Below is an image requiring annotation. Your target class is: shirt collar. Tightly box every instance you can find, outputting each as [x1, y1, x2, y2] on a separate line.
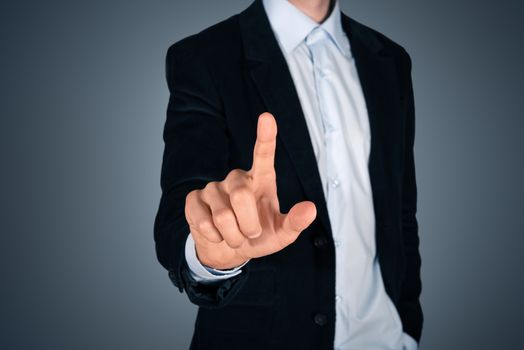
[262, 0, 350, 57]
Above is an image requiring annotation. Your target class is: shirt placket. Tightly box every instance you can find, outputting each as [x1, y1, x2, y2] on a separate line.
[307, 27, 349, 340]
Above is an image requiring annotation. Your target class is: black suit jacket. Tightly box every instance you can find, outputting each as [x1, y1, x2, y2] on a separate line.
[154, 1, 422, 348]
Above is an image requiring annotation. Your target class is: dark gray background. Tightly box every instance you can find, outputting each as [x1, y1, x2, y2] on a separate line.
[1, 0, 523, 349]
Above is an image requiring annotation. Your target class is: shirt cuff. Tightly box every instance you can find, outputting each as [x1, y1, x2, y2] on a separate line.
[184, 233, 249, 283]
[402, 332, 419, 350]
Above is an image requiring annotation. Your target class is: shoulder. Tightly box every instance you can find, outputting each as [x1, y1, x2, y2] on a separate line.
[346, 15, 411, 64]
[345, 16, 414, 97]
[165, 13, 242, 66]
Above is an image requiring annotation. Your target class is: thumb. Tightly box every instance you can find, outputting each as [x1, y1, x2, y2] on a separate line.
[280, 201, 317, 242]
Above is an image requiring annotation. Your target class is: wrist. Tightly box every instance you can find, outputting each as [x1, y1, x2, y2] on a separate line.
[195, 244, 250, 270]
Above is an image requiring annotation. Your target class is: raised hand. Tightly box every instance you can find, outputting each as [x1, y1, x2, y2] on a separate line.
[184, 112, 317, 269]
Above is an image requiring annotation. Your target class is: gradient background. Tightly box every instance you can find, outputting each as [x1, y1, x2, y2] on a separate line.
[1, 0, 523, 349]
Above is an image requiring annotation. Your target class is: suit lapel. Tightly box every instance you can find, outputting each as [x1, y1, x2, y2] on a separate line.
[239, 0, 401, 239]
[239, 0, 333, 237]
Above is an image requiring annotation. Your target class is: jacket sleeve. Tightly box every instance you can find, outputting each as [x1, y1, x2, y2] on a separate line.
[153, 40, 249, 308]
[397, 48, 424, 342]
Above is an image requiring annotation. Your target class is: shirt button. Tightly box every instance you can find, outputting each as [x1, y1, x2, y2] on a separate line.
[316, 68, 327, 78]
[313, 236, 328, 248]
[335, 295, 342, 303]
[334, 240, 341, 247]
[313, 313, 327, 326]
[331, 179, 340, 188]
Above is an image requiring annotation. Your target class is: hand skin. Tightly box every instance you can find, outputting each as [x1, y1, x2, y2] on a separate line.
[184, 112, 317, 270]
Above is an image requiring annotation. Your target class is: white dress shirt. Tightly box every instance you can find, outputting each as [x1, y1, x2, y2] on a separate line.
[184, 1, 418, 349]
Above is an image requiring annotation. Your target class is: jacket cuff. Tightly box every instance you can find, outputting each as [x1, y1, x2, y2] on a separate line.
[167, 235, 251, 308]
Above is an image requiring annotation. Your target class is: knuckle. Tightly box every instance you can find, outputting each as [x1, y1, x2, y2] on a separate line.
[243, 227, 262, 238]
[279, 228, 299, 246]
[226, 236, 245, 249]
[204, 233, 223, 243]
[204, 181, 217, 192]
[276, 235, 292, 249]
[204, 181, 221, 191]
[184, 190, 198, 219]
[213, 208, 235, 226]
[229, 186, 252, 204]
[195, 219, 214, 234]
[225, 169, 240, 182]
[285, 234, 299, 245]
[256, 148, 273, 158]
[185, 189, 198, 204]
[228, 168, 246, 178]
[202, 182, 219, 201]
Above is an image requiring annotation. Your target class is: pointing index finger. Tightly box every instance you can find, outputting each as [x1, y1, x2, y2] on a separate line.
[250, 112, 277, 179]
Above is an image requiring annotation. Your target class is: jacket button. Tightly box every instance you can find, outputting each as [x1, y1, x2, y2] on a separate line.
[313, 313, 327, 326]
[313, 236, 328, 248]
